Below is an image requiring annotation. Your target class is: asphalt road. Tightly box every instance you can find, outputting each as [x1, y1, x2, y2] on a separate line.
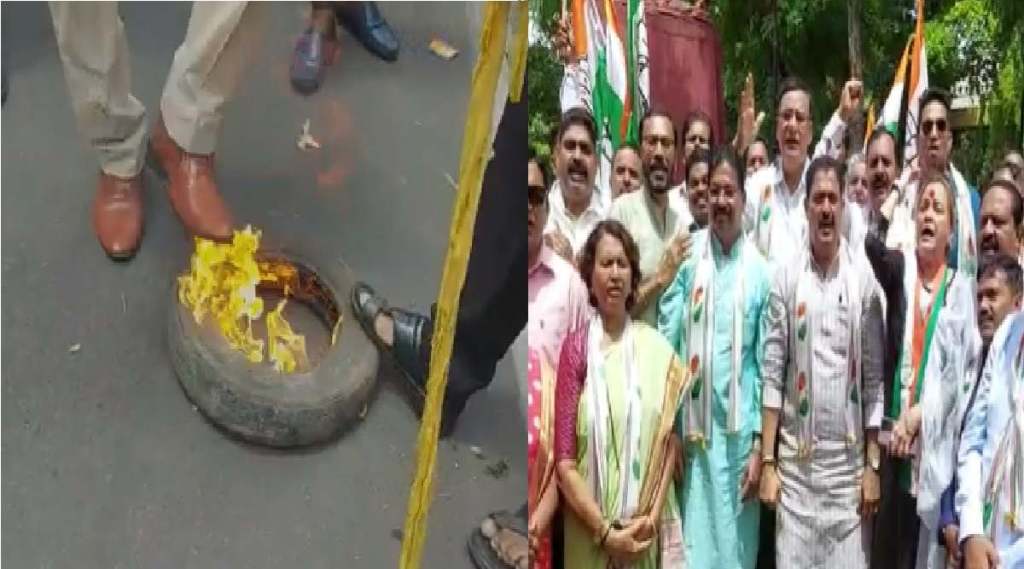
[1, 3, 525, 567]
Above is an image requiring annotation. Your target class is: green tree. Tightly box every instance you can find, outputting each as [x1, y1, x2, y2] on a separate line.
[528, 43, 563, 161]
[527, 0, 1022, 181]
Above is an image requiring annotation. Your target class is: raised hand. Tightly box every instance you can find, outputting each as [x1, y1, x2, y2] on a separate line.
[551, 14, 577, 65]
[839, 79, 864, 124]
[734, 73, 764, 154]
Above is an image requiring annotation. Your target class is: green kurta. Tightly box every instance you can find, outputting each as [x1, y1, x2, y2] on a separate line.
[564, 323, 685, 569]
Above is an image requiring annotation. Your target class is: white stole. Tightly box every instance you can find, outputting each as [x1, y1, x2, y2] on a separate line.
[583, 316, 643, 522]
[949, 166, 978, 278]
[792, 244, 864, 457]
[752, 182, 778, 257]
[984, 331, 1024, 541]
[685, 234, 747, 443]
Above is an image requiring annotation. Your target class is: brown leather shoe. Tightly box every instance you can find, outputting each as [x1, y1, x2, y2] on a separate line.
[149, 118, 234, 241]
[94, 172, 144, 261]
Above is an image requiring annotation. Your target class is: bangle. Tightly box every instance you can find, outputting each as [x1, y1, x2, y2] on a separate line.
[761, 455, 776, 466]
[599, 522, 613, 547]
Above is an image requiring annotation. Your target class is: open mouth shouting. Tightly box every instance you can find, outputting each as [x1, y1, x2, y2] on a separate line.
[567, 161, 589, 186]
[918, 222, 937, 247]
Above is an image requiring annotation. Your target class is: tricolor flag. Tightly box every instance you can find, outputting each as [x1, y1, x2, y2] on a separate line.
[561, 0, 649, 199]
[878, 0, 928, 169]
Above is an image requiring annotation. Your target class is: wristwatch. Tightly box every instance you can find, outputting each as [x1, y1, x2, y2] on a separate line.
[761, 454, 776, 467]
[867, 447, 881, 472]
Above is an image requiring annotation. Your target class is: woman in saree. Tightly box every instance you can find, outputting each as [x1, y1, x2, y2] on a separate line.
[864, 171, 979, 569]
[527, 346, 558, 569]
[555, 219, 691, 568]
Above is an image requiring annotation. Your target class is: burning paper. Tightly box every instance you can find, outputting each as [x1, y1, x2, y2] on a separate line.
[266, 298, 307, 373]
[177, 226, 308, 372]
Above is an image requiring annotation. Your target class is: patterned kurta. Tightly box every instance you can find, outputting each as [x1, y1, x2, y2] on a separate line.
[658, 230, 772, 569]
[761, 242, 885, 569]
[913, 276, 981, 569]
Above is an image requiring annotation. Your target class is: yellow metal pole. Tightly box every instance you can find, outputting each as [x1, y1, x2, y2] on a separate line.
[397, 2, 526, 568]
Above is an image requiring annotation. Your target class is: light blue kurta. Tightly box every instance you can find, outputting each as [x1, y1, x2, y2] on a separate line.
[657, 230, 772, 569]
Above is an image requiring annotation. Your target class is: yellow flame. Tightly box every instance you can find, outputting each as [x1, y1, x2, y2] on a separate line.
[178, 226, 308, 371]
[266, 298, 308, 373]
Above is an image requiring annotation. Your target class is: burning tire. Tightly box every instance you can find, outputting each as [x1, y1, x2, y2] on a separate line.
[168, 249, 379, 448]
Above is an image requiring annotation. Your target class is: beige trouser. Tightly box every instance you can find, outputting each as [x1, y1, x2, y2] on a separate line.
[49, 1, 265, 178]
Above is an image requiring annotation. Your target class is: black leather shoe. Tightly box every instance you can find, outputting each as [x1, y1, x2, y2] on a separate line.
[336, 1, 399, 62]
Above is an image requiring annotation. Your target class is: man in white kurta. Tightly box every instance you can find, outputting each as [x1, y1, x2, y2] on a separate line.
[609, 112, 689, 327]
[759, 157, 885, 569]
[744, 78, 870, 269]
[956, 311, 1024, 569]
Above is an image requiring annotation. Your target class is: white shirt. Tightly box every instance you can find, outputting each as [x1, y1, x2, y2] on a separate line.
[743, 113, 866, 268]
[957, 312, 1024, 566]
[744, 159, 868, 269]
[545, 180, 608, 256]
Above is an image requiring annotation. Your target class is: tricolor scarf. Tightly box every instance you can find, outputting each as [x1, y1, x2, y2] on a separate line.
[584, 316, 643, 523]
[983, 331, 1024, 542]
[792, 244, 864, 458]
[581, 316, 690, 566]
[753, 182, 779, 257]
[890, 252, 951, 492]
[685, 234, 754, 444]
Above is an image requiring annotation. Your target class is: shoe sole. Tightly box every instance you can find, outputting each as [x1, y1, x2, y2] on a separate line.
[106, 249, 138, 262]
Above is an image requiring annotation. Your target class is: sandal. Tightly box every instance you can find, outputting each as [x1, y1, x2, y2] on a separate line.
[351, 282, 430, 401]
[468, 510, 529, 569]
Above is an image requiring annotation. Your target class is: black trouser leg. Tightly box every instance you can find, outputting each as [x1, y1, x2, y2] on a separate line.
[429, 94, 526, 417]
[757, 508, 775, 569]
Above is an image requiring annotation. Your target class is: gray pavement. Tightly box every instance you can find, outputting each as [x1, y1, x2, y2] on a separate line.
[1, 3, 525, 567]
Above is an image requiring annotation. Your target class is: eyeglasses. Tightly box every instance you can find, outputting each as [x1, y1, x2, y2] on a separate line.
[921, 118, 948, 135]
[528, 185, 547, 207]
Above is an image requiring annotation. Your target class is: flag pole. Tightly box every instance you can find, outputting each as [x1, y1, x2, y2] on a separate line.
[895, 32, 913, 167]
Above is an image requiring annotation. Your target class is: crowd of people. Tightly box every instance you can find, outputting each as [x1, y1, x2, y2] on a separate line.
[525, 60, 1024, 569]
